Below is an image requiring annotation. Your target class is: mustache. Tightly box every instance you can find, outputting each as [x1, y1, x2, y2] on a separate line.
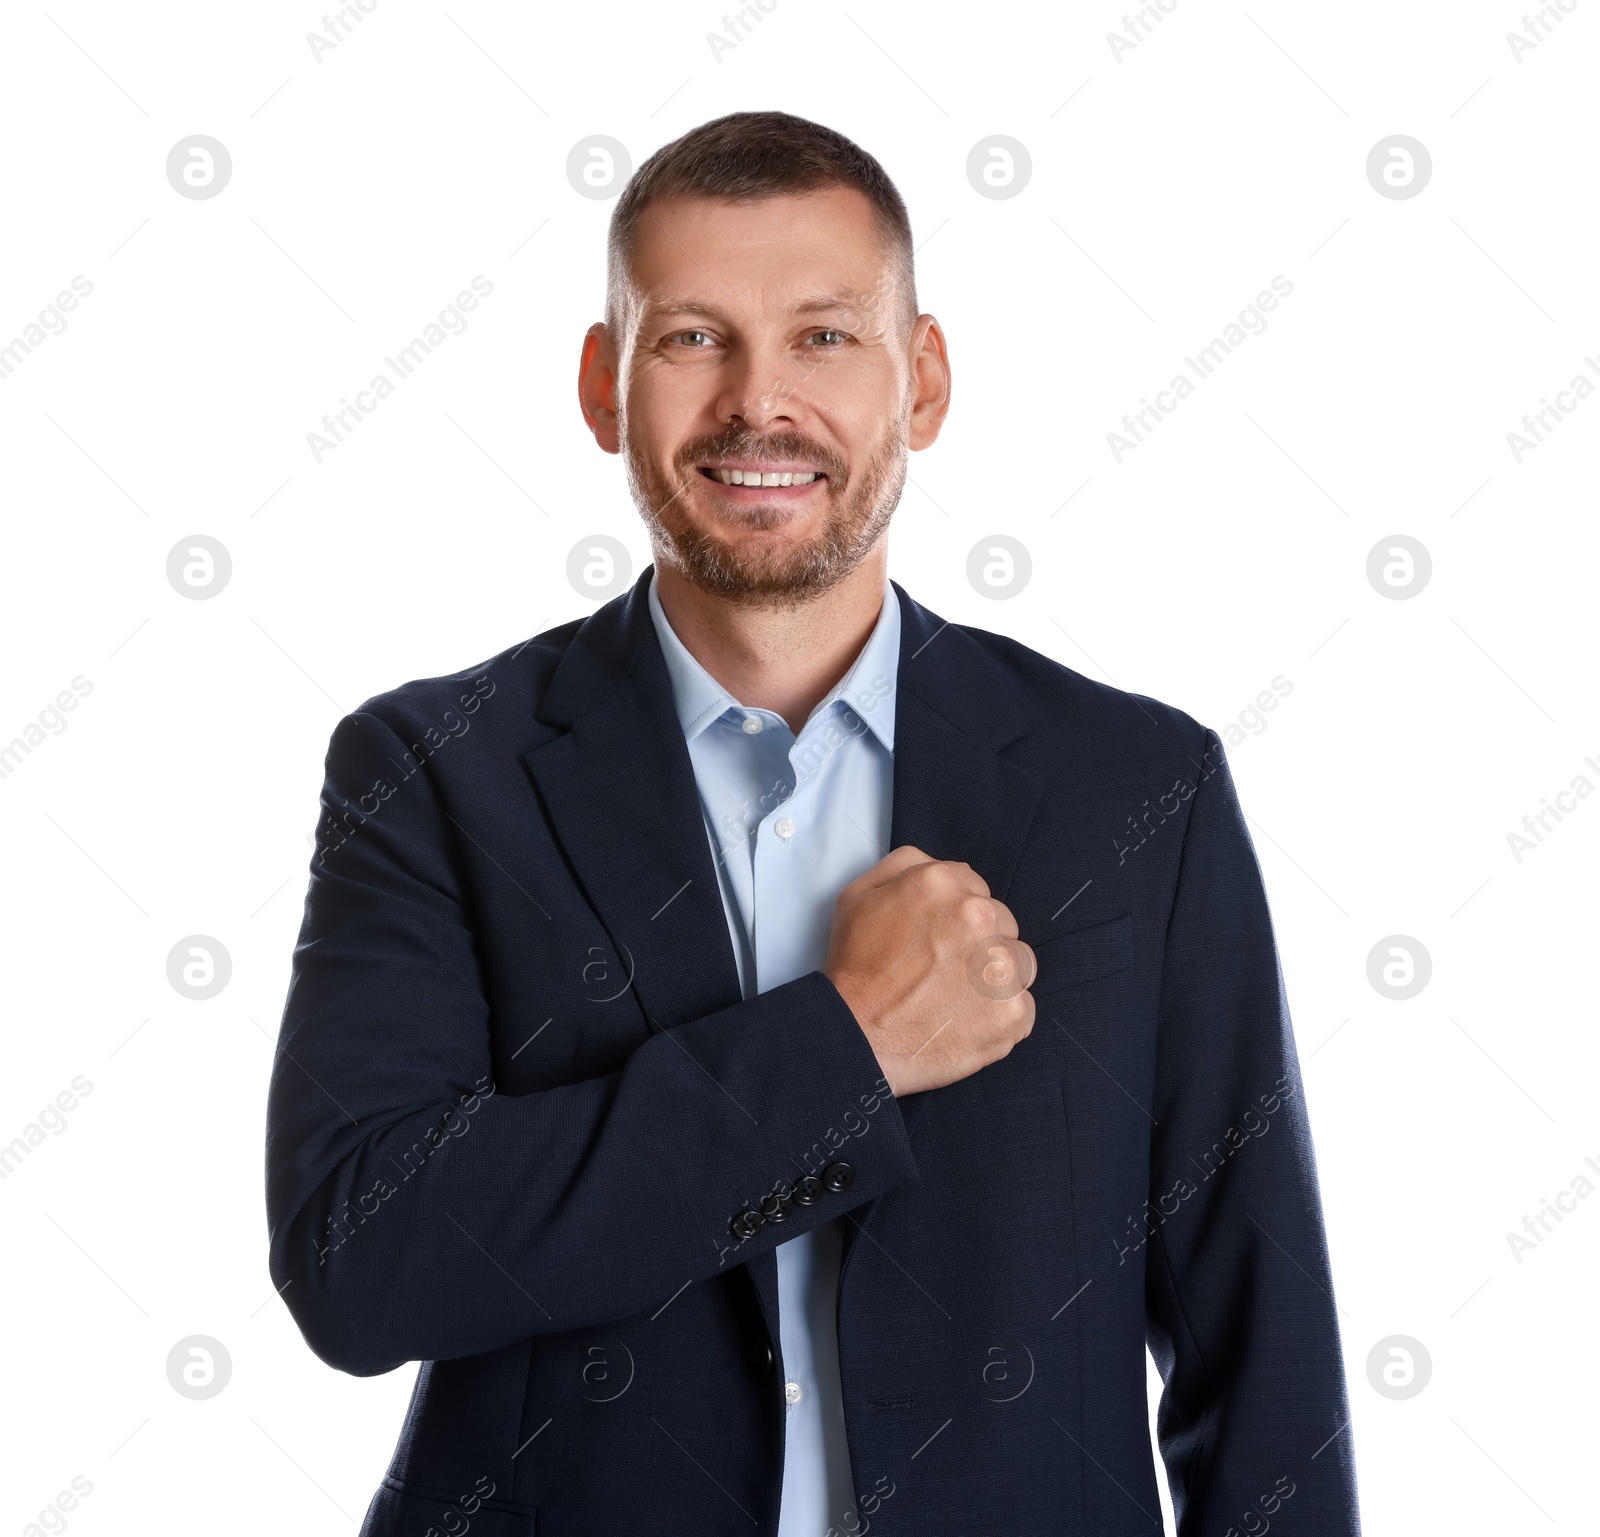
[673, 428, 848, 483]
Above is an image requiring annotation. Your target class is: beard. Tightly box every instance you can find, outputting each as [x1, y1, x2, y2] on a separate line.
[623, 419, 907, 606]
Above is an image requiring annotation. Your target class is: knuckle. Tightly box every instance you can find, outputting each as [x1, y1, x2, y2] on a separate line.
[950, 860, 990, 896]
[1017, 940, 1037, 985]
[991, 993, 1033, 1036]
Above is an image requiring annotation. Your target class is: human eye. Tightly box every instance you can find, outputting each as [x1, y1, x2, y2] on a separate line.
[668, 328, 718, 349]
[803, 328, 849, 348]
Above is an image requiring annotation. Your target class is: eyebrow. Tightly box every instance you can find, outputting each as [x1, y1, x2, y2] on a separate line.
[643, 299, 725, 322]
[788, 292, 872, 314]
[642, 291, 870, 324]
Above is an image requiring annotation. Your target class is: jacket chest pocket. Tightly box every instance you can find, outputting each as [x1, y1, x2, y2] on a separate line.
[1028, 911, 1134, 999]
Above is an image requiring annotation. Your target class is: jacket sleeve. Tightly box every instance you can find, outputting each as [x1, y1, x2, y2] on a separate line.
[1144, 729, 1360, 1534]
[265, 709, 918, 1376]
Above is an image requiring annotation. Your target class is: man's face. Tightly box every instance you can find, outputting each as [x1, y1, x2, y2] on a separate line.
[581, 185, 948, 605]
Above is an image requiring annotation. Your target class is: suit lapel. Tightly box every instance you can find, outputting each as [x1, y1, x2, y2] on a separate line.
[521, 574, 778, 1337]
[888, 583, 1045, 1129]
[889, 626, 1043, 892]
[840, 584, 1046, 1269]
[522, 574, 744, 1034]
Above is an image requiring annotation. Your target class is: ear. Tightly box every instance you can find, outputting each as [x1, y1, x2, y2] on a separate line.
[907, 315, 952, 452]
[578, 322, 621, 454]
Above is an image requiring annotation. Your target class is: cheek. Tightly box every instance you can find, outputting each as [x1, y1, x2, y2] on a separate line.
[626, 363, 712, 440]
[810, 355, 899, 415]
[818, 367, 908, 444]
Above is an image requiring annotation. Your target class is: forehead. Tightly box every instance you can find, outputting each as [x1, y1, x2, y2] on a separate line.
[626, 185, 897, 322]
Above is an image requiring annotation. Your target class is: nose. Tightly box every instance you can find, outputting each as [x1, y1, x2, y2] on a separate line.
[714, 333, 802, 433]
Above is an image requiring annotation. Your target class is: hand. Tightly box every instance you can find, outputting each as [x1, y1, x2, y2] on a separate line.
[823, 846, 1036, 1096]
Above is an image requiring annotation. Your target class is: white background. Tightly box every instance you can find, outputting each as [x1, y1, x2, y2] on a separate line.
[2, 1, 1596, 1531]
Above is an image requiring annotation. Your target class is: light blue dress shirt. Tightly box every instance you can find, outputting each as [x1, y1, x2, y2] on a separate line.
[647, 568, 899, 1537]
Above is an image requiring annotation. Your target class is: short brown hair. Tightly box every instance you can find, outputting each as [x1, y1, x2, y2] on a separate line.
[606, 110, 917, 337]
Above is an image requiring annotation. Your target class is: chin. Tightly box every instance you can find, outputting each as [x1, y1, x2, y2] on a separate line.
[658, 521, 854, 604]
[696, 502, 822, 541]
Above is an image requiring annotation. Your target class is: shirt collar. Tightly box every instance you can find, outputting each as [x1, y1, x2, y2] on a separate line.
[647, 567, 898, 751]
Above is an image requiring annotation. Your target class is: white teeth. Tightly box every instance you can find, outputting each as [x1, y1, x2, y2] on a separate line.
[711, 468, 820, 486]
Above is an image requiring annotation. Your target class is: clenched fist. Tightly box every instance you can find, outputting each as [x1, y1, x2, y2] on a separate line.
[823, 846, 1036, 1097]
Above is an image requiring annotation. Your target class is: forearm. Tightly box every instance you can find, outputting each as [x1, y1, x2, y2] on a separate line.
[267, 970, 917, 1375]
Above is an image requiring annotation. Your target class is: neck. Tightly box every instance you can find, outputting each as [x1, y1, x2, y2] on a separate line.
[653, 544, 889, 735]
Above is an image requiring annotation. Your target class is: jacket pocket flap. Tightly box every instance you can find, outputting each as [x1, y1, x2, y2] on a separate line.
[1029, 911, 1134, 996]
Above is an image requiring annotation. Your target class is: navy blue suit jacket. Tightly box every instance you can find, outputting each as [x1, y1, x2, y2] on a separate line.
[266, 571, 1359, 1536]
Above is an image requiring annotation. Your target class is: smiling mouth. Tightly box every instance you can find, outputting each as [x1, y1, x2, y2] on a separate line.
[697, 466, 825, 489]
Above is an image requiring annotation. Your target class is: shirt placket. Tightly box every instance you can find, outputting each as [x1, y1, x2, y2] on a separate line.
[748, 716, 804, 993]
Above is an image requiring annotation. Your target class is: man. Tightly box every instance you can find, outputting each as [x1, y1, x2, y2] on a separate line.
[266, 112, 1359, 1536]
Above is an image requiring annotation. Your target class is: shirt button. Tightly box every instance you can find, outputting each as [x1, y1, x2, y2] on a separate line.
[774, 816, 796, 840]
[741, 715, 763, 734]
[784, 1380, 803, 1407]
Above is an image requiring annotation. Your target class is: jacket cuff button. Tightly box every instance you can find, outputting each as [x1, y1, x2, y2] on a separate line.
[730, 1209, 765, 1240]
[821, 1161, 855, 1194]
